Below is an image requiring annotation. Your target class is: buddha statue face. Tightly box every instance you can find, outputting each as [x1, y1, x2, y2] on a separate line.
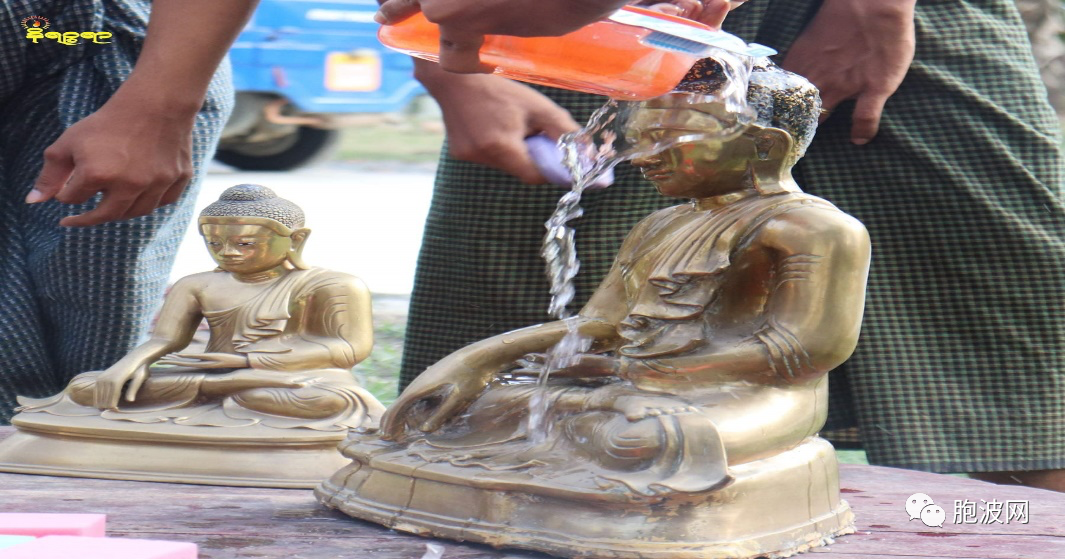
[629, 120, 759, 199]
[197, 184, 312, 273]
[201, 223, 296, 275]
[629, 61, 821, 200]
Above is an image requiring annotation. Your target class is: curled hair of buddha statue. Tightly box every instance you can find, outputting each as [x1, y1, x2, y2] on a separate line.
[676, 58, 822, 164]
[198, 184, 311, 269]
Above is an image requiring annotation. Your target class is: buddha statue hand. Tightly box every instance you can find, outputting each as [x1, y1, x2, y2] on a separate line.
[93, 362, 151, 410]
[156, 352, 251, 369]
[381, 368, 492, 441]
[505, 352, 619, 381]
[384, 318, 622, 440]
[195, 369, 312, 395]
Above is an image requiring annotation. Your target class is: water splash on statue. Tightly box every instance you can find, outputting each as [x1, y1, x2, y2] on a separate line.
[528, 50, 763, 442]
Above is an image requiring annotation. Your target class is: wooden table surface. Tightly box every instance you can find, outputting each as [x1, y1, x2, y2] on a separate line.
[1, 427, 1062, 559]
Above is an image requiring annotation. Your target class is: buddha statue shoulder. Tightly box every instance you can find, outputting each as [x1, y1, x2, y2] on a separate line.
[18, 184, 385, 432]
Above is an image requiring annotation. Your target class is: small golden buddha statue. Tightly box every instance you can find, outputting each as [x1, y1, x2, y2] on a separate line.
[0, 185, 385, 487]
[318, 62, 868, 557]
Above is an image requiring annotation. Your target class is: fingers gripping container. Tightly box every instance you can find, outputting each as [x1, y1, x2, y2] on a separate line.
[377, 6, 775, 100]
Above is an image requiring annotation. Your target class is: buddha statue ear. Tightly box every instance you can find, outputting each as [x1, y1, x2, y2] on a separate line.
[288, 228, 312, 270]
[749, 127, 799, 195]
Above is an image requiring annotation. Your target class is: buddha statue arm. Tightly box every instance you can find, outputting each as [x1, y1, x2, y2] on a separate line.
[243, 273, 374, 372]
[624, 207, 871, 386]
[380, 316, 620, 440]
[93, 277, 205, 409]
[581, 256, 635, 324]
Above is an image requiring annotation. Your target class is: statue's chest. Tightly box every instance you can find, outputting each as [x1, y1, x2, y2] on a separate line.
[201, 285, 265, 312]
[199, 280, 309, 333]
[619, 212, 731, 302]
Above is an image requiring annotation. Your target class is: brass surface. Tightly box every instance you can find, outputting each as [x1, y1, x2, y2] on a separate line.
[318, 438, 854, 558]
[319, 67, 869, 557]
[0, 185, 384, 487]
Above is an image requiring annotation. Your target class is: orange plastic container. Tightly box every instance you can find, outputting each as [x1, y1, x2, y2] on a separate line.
[378, 7, 713, 100]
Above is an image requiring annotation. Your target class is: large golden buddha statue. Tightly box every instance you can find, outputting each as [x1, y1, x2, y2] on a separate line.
[0, 185, 385, 487]
[318, 62, 869, 558]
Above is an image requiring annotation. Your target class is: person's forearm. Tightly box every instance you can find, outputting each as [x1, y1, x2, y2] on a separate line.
[412, 57, 473, 96]
[116, 0, 260, 116]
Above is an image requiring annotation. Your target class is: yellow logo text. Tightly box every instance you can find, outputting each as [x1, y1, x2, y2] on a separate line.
[21, 15, 111, 46]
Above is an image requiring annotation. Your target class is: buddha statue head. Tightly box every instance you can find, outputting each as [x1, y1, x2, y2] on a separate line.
[198, 184, 312, 274]
[629, 60, 821, 198]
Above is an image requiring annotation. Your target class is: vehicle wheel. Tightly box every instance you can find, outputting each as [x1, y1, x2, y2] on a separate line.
[215, 126, 339, 171]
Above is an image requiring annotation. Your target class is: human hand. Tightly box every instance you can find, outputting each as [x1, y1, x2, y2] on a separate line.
[94, 363, 150, 409]
[27, 88, 197, 227]
[632, 0, 734, 28]
[781, 0, 915, 145]
[376, 0, 629, 72]
[417, 61, 579, 183]
[156, 352, 250, 369]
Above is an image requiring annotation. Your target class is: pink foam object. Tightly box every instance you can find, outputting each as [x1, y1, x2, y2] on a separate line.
[0, 537, 33, 550]
[0, 536, 197, 559]
[525, 134, 614, 189]
[0, 513, 106, 537]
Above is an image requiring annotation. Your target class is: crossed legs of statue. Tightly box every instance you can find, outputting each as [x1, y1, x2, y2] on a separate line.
[446, 381, 731, 494]
[63, 368, 355, 421]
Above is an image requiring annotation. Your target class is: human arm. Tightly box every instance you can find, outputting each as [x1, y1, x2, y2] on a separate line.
[377, 0, 734, 72]
[380, 317, 619, 440]
[414, 59, 579, 184]
[94, 277, 204, 409]
[622, 207, 871, 386]
[29, 0, 260, 227]
[780, 0, 916, 145]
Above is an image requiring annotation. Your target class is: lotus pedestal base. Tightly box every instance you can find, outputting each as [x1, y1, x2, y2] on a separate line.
[316, 435, 855, 559]
[0, 412, 348, 488]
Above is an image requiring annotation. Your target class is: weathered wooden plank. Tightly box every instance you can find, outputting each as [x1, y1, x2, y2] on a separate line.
[810, 531, 1064, 559]
[0, 465, 517, 559]
[837, 464, 1065, 540]
[810, 554, 1042, 559]
[3, 429, 1065, 558]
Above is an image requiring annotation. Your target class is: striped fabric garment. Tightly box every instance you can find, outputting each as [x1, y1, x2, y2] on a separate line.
[0, 0, 232, 423]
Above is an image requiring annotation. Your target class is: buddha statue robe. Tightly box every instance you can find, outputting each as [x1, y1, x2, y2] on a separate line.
[394, 191, 864, 498]
[18, 267, 384, 431]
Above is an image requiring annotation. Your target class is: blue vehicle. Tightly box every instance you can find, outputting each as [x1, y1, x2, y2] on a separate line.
[216, 0, 426, 170]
